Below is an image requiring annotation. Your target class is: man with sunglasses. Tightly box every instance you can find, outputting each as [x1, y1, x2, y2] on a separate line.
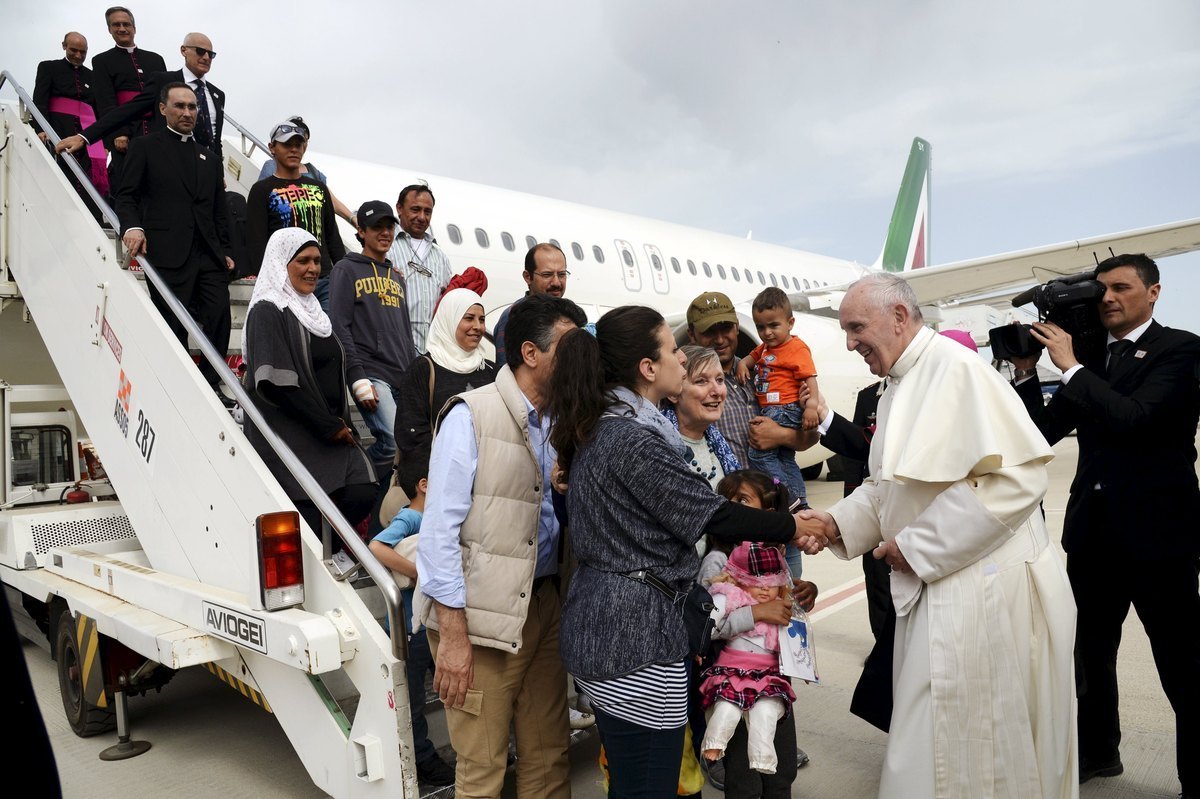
[245, 119, 346, 294]
[57, 32, 227, 160]
[386, 185, 452, 353]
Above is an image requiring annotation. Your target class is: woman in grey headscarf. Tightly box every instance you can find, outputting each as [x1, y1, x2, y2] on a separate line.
[242, 227, 376, 542]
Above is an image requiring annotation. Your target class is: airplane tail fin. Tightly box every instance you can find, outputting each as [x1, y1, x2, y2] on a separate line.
[874, 137, 931, 272]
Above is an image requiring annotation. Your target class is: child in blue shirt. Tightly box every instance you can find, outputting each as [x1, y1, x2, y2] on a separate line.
[368, 464, 456, 786]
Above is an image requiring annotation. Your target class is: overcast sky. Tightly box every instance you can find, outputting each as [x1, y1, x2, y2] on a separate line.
[4, 0, 1198, 328]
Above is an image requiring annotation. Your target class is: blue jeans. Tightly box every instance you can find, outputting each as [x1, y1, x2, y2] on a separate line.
[749, 403, 807, 579]
[405, 629, 437, 763]
[594, 706, 687, 798]
[315, 275, 331, 312]
[357, 378, 399, 465]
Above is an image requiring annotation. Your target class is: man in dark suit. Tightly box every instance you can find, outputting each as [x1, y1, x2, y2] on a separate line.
[32, 32, 109, 199]
[116, 82, 235, 403]
[89, 7, 166, 194]
[57, 32, 226, 161]
[1010, 254, 1200, 796]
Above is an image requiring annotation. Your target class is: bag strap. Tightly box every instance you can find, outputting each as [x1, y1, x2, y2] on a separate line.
[427, 355, 436, 426]
[623, 569, 686, 603]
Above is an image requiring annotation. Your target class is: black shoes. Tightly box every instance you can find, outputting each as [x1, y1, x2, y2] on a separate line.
[213, 384, 238, 409]
[796, 746, 810, 768]
[416, 752, 456, 786]
[1079, 756, 1123, 784]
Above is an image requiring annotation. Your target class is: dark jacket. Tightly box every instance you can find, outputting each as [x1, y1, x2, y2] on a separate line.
[115, 129, 231, 271]
[328, 253, 416, 388]
[245, 175, 346, 277]
[88, 46, 166, 147]
[81, 69, 226, 157]
[1018, 320, 1200, 557]
[32, 58, 94, 139]
[394, 354, 497, 472]
[243, 303, 374, 498]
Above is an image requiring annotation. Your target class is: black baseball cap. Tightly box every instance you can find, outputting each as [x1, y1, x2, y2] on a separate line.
[356, 200, 398, 229]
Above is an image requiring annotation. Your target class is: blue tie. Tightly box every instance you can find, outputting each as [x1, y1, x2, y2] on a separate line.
[192, 80, 213, 149]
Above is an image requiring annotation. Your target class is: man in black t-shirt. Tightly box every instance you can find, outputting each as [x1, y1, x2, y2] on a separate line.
[245, 120, 346, 302]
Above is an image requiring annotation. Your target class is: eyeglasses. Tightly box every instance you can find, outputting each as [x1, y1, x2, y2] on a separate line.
[532, 271, 570, 281]
[189, 46, 217, 59]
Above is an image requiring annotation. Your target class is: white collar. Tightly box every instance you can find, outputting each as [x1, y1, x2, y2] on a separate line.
[1107, 317, 1153, 347]
[181, 65, 204, 85]
[121, 46, 136, 53]
[888, 325, 935, 381]
[166, 126, 193, 142]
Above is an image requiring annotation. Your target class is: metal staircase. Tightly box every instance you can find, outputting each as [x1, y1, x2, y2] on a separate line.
[0, 71, 420, 798]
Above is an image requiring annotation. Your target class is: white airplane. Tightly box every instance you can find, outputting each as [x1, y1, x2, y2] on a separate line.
[221, 129, 1200, 470]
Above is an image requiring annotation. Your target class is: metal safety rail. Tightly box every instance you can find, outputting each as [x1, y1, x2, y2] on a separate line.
[1, 71, 418, 797]
[0, 69, 407, 656]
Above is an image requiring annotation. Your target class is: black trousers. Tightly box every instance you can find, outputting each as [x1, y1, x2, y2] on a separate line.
[1068, 550, 1200, 794]
[146, 236, 230, 388]
[722, 710, 798, 799]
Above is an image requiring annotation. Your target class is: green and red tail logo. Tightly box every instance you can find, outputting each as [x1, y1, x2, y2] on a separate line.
[877, 137, 931, 272]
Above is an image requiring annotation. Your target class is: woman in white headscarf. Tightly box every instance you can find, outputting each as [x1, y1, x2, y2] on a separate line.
[242, 227, 376, 542]
[394, 288, 497, 473]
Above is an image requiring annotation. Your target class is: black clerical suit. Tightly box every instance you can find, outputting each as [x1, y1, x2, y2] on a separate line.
[89, 45, 166, 192]
[32, 57, 101, 200]
[115, 128, 232, 387]
[820, 382, 895, 732]
[1016, 321, 1200, 794]
[81, 69, 226, 158]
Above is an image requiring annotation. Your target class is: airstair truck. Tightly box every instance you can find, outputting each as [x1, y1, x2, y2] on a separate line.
[0, 71, 423, 798]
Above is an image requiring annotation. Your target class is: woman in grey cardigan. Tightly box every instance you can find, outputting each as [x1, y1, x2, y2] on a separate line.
[548, 305, 811, 799]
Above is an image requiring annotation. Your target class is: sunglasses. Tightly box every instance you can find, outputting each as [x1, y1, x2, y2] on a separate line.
[189, 46, 217, 59]
[271, 124, 307, 140]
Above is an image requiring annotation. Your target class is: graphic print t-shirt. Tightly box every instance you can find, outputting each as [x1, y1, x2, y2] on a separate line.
[246, 174, 346, 277]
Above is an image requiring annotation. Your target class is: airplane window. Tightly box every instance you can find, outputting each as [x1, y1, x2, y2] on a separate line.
[781, 275, 790, 289]
[770, 273, 777, 287]
[702, 262, 712, 278]
[447, 224, 463, 245]
[592, 245, 606, 263]
[501, 232, 515, 251]
[571, 242, 584, 261]
[670, 257, 681, 274]
[803, 279, 811, 289]
[651, 253, 663, 271]
[687, 260, 697, 276]
[549, 238, 561, 249]
[525, 235, 537, 249]
[716, 264, 726, 280]
[622, 250, 634, 267]
[475, 228, 490, 248]
[730, 265, 740, 282]
[756, 270, 765, 284]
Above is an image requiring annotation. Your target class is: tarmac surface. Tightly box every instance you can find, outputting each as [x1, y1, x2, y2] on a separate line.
[23, 436, 1184, 798]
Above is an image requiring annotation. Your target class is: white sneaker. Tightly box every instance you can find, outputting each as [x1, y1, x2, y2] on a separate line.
[569, 707, 595, 729]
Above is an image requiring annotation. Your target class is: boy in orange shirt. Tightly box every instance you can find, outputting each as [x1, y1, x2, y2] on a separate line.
[738, 287, 819, 509]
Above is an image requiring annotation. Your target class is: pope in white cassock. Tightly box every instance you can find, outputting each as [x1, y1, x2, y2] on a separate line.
[799, 273, 1078, 798]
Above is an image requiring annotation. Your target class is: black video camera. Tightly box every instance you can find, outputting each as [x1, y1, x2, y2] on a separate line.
[989, 272, 1106, 366]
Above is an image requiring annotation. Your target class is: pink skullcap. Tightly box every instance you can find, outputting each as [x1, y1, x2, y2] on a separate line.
[723, 542, 792, 588]
[939, 328, 978, 352]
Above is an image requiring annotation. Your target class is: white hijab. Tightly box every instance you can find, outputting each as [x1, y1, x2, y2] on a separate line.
[243, 228, 332, 352]
[425, 288, 487, 373]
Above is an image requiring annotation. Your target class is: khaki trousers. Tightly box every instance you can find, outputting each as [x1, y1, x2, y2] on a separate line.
[428, 579, 570, 799]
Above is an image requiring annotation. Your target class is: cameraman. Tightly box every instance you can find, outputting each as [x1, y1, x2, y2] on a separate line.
[1005, 253, 1200, 795]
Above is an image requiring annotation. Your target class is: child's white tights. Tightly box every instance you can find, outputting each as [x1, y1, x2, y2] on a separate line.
[701, 697, 786, 774]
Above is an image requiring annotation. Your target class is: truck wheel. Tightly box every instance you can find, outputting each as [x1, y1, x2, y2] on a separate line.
[55, 610, 116, 737]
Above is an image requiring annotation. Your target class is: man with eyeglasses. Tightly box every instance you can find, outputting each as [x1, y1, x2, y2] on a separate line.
[386, 185, 452, 353]
[89, 7, 166, 194]
[57, 32, 227, 160]
[245, 119, 346, 297]
[492, 243, 572, 365]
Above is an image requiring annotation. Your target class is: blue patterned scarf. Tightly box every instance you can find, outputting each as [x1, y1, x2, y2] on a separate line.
[660, 406, 741, 475]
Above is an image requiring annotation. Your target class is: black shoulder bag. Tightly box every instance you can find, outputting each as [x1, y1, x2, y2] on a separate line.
[623, 569, 715, 658]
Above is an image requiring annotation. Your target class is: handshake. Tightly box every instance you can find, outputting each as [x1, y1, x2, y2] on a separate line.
[790, 508, 837, 555]
[789, 508, 912, 572]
